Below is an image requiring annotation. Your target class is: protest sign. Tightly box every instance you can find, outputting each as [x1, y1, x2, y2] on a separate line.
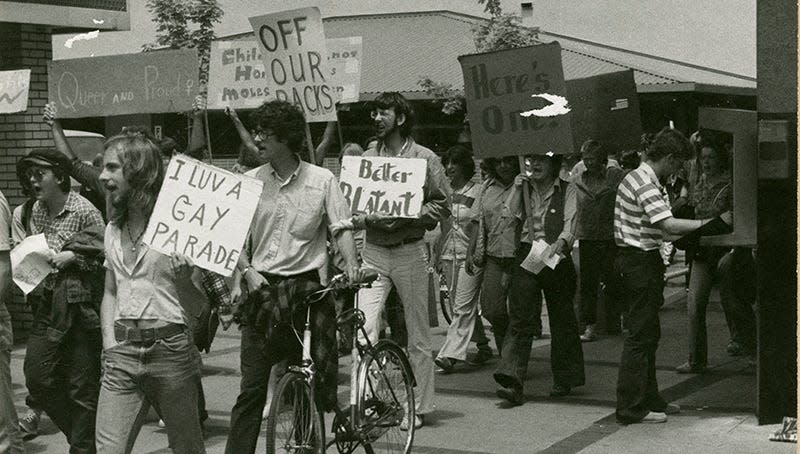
[339, 156, 427, 218]
[566, 69, 642, 154]
[11, 234, 54, 295]
[248, 7, 337, 122]
[143, 156, 264, 276]
[48, 49, 199, 118]
[0, 69, 31, 114]
[326, 36, 362, 103]
[459, 43, 574, 158]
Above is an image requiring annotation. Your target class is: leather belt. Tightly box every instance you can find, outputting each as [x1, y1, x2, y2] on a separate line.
[382, 237, 423, 249]
[114, 322, 184, 343]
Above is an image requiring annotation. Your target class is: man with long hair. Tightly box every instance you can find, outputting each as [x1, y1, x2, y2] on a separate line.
[95, 135, 208, 453]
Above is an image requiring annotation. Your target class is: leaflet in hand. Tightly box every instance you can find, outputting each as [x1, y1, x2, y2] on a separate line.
[11, 234, 54, 295]
[519, 240, 562, 274]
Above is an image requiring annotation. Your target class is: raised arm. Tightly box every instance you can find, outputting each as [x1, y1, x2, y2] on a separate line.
[43, 103, 78, 161]
[313, 121, 337, 166]
[186, 95, 208, 159]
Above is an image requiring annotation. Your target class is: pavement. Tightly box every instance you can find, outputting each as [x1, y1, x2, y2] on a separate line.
[9, 265, 795, 453]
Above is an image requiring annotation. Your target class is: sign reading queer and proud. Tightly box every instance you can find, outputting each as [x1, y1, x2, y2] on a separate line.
[339, 156, 427, 218]
[0, 70, 31, 114]
[459, 43, 574, 158]
[143, 156, 264, 276]
[248, 7, 336, 122]
[48, 49, 199, 118]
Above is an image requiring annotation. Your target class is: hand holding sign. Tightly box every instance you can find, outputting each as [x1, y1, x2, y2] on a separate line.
[11, 234, 54, 295]
[338, 156, 427, 218]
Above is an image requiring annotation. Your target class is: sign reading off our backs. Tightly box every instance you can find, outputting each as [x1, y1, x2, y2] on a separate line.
[339, 156, 427, 218]
[143, 156, 264, 276]
[48, 49, 199, 118]
[0, 70, 31, 114]
[459, 43, 574, 158]
[248, 7, 336, 122]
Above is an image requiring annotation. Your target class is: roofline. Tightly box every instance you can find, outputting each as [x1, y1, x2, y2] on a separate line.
[0, 1, 131, 31]
[636, 82, 756, 96]
[540, 30, 756, 83]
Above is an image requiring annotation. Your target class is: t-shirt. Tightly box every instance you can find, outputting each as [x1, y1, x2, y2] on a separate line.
[614, 162, 672, 251]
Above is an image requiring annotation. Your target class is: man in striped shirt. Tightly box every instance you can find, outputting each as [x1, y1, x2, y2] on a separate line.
[614, 128, 731, 424]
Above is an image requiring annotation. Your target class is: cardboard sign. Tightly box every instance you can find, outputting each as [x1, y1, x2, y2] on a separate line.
[459, 43, 574, 158]
[338, 156, 427, 218]
[143, 156, 264, 276]
[11, 234, 54, 295]
[48, 49, 199, 118]
[0, 69, 31, 114]
[565, 70, 642, 154]
[248, 7, 336, 122]
[327, 36, 362, 103]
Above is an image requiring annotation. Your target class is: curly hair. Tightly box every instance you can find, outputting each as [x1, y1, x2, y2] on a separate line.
[370, 92, 415, 138]
[249, 100, 306, 154]
[644, 127, 692, 162]
[103, 134, 165, 226]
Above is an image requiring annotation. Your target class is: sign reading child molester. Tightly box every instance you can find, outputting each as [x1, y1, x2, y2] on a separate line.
[339, 156, 427, 218]
[459, 43, 574, 158]
[249, 7, 337, 122]
[143, 156, 264, 276]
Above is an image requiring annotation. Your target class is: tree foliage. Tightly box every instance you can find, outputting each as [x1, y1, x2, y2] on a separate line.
[143, 0, 224, 89]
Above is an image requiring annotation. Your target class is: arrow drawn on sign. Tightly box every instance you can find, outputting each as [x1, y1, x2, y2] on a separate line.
[519, 93, 571, 118]
[0, 89, 25, 104]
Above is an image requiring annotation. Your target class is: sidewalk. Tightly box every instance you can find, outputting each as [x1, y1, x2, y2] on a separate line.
[9, 282, 793, 453]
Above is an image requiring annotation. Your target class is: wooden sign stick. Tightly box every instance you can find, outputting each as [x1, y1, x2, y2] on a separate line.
[304, 122, 315, 163]
[518, 155, 535, 239]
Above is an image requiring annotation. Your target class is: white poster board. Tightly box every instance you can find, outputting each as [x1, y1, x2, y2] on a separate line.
[0, 69, 31, 114]
[143, 156, 264, 276]
[338, 156, 427, 218]
[248, 7, 336, 122]
[326, 36, 362, 104]
[11, 234, 53, 295]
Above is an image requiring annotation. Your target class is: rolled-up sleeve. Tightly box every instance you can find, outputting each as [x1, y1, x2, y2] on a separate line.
[325, 174, 352, 228]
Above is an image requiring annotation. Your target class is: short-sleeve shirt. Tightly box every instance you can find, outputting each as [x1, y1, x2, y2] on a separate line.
[245, 161, 350, 279]
[440, 182, 481, 261]
[478, 179, 519, 258]
[614, 162, 673, 251]
[31, 191, 104, 252]
[0, 191, 12, 350]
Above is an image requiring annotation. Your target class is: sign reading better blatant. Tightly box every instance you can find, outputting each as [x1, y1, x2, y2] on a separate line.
[339, 156, 427, 218]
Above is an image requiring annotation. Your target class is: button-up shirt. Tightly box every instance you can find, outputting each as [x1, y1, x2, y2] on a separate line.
[574, 166, 627, 240]
[476, 178, 519, 258]
[244, 161, 350, 278]
[614, 162, 673, 251]
[0, 191, 13, 350]
[690, 171, 731, 220]
[515, 179, 577, 247]
[31, 191, 104, 252]
[440, 182, 481, 261]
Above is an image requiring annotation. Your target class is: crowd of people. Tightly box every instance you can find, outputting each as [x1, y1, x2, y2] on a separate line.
[0, 89, 756, 453]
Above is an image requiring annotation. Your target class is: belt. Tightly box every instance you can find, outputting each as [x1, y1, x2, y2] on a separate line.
[380, 237, 423, 249]
[114, 322, 184, 343]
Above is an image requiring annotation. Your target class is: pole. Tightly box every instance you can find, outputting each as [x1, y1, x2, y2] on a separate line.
[203, 110, 213, 163]
[518, 156, 534, 235]
[304, 122, 315, 163]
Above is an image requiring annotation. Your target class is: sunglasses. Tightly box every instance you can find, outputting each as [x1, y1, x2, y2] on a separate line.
[24, 167, 53, 181]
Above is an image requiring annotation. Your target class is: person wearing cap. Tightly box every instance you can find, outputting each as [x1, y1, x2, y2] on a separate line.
[17, 148, 105, 454]
[494, 153, 585, 406]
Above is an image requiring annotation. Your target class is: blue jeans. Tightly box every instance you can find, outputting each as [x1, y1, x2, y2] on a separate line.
[95, 330, 205, 454]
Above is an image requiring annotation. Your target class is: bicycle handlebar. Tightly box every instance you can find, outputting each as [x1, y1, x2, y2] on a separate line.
[305, 268, 379, 304]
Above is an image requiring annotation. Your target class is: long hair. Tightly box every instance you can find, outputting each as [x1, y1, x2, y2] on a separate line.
[104, 134, 164, 226]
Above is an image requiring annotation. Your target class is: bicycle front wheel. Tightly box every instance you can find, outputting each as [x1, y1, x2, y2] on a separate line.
[356, 341, 415, 454]
[265, 371, 325, 454]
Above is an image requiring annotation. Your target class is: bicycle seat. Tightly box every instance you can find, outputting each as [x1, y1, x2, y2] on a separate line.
[337, 308, 366, 330]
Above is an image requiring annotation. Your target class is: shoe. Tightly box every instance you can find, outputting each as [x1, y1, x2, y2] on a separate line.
[675, 362, 706, 374]
[496, 387, 524, 406]
[18, 408, 41, 440]
[434, 357, 457, 373]
[400, 414, 423, 431]
[158, 419, 166, 428]
[727, 340, 744, 356]
[466, 348, 493, 366]
[580, 324, 597, 342]
[639, 412, 667, 423]
[549, 384, 571, 397]
[663, 403, 681, 415]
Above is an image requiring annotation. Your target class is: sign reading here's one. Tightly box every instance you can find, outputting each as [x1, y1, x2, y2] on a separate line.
[0, 69, 31, 114]
[143, 156, 264, 276]
[248, 7, 336, 122]
[459, 43, 574, 158]
[339, 156, 427, 218]
[48, 49, 198, 118]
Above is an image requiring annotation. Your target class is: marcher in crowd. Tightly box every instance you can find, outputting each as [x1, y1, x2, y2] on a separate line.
[17, 148, 105, 454]
[349, 92, 450, 430]
[225, 100, 361, 454]
[494, 154, 585, 405]
[95, 134, 208, 453]
[0, 187, 26, 453]
[435, 145, 493, 372]
[614, 127, 732, 424]
[573, 140, 626, 342]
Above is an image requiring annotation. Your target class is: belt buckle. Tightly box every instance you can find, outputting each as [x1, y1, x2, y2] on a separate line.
[140, 328, 156, 344]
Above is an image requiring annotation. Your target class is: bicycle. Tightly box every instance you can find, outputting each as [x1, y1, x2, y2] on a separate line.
[265, 271, 417, 454]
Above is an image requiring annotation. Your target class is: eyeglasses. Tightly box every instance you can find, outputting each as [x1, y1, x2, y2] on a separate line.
[24, 167, 52, 181]
[370, 109, 393, 120]
[253, 130, 277, 142]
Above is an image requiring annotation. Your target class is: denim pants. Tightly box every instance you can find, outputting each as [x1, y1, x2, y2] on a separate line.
[358, 240, 435, 415]
[24, 322, 101, 454]
[479, 256, 521, 351]
[614, 248, 670, 423]
[579, 239, 620, 331]
[437, 259, 489, 361]
[95, 330, 204, 454]
[0, 349, 25, 454]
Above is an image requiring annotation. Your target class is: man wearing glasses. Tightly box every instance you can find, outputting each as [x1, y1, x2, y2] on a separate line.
[225, 100, 361, 454]
[16, 148, 105, 453]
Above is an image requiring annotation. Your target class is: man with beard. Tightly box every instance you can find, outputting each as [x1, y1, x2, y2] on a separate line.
[350, 92, 450, 430]
[225, 100, 361, 454]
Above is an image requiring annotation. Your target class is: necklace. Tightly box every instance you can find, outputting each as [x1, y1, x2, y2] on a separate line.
[126, 223, 146, 253]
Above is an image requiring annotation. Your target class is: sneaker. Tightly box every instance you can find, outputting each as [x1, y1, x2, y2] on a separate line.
[675, 362, 706, 374]
[639, 411, 667, 423]
[549, 383, 571, 397]
[158, 419, 166, 428]
[400, 414, 423, 431]
[663, 403, 681, 415]
[18, 408, 41, 440]
[434, 357, 457, 373]
[496, 386, 524, 406]
[466, 348, 493, 366]
[580, 324, 597, 342]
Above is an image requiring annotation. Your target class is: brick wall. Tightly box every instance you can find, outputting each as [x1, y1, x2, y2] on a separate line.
[0, 23, 54, 342]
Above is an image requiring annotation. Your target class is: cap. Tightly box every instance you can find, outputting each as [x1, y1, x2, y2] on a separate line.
[17, 148, 73, 180]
